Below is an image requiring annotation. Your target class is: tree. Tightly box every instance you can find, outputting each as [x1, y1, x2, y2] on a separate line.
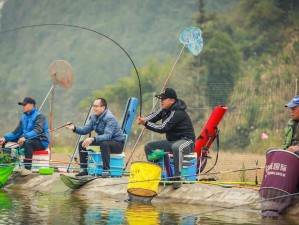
[201, 31, 241, 107]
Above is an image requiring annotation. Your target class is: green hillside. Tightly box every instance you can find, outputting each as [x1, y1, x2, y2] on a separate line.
[0, 0, 298, 153]
[0, 0, 204, 127]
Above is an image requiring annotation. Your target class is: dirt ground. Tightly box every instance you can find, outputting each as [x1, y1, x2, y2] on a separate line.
[51, 145, 266, 183]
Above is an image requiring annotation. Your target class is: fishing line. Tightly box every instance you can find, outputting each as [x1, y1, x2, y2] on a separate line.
[81, 175, 260, 190]
[0, 23, 142, 116]
[3, 122, 73, 149]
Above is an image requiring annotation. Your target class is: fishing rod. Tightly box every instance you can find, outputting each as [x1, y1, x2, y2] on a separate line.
[202, 166, 265, 176]
[34, 178, 235, 197]
[4, 122, 73, 149]
[0, 24, 142, 116]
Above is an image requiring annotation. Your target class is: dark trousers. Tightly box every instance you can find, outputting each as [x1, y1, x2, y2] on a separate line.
[22, 139, 45, 170]
[79, 140, 124, 171]
[144, 139, 194, 176]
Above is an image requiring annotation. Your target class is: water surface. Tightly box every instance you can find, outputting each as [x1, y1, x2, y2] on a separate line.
[0, 189, 298, 225]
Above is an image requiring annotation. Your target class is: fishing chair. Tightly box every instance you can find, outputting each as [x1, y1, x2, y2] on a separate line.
[157, 151, 198, 182]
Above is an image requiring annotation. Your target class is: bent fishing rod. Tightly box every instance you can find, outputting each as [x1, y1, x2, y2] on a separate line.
[0, 24, 142, 117]
[4, 122, 73, 149]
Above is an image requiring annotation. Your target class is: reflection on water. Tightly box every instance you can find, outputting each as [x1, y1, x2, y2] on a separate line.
[0, 189, 298, 225]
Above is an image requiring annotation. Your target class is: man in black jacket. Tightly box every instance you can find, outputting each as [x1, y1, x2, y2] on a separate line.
[137, 88, 195, 189]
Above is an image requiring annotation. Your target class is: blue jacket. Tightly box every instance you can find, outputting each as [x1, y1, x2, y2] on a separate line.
[4, 107, 50, 149]
[74, 109, 125, 143]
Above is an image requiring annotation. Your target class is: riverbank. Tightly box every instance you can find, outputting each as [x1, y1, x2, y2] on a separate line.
[4, 171, 298, 216]
[2, 152, 298, 217]
[5, 172, 260, 208]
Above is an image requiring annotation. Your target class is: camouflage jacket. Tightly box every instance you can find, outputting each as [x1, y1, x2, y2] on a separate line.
[282, 119, 299, 149]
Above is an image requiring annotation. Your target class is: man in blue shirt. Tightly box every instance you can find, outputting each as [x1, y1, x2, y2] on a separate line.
[65, 98, 125, 177]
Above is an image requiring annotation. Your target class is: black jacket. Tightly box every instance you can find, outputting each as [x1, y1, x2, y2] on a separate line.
[145, 99, 195, 142]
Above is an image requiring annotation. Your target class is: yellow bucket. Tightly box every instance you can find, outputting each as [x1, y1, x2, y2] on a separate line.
[127, 161, 162, 197]
[126, 204, 159, 224]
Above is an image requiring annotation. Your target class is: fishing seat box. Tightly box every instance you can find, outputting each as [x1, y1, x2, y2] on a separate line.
[87, 152, 124, 177]
[158, 152, 197, 182]
[31, 149, 50, 172]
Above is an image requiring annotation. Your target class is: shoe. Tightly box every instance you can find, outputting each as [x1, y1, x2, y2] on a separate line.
[173, 177, 182, 189]
[13, 165, 23, 173]
[21, 169, 32, 176]
[75, 170, 88, 177]
[102, 171, 111, 178]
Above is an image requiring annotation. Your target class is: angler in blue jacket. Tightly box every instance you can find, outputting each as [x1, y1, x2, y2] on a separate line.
[65, 98, 125, 178]
[0, 97, 50, 176]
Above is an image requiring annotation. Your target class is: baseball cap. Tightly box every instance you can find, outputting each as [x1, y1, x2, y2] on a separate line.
[155, 88, 177, 100]
[285, 95, 299, 108]
[18, 97, 36, 106]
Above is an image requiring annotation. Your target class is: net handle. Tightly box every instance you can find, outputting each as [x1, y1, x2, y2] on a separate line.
[49, 59, 74, 89]
[39, 84, 54, 111]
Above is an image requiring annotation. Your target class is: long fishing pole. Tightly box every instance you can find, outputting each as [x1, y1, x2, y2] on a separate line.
[34, 178, 250, 197]
[0, 24, 142, 116]
[202, 166, 265, 176]
[124, 44, 186, 169]
[5, 122, 73, 149]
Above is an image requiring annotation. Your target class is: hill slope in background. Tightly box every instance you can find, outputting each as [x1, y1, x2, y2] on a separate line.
[0, 0, 205, 125]
[2, 0, 297, 153]
[0, 0, 237, 130]
[0, 0, 198, 89]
